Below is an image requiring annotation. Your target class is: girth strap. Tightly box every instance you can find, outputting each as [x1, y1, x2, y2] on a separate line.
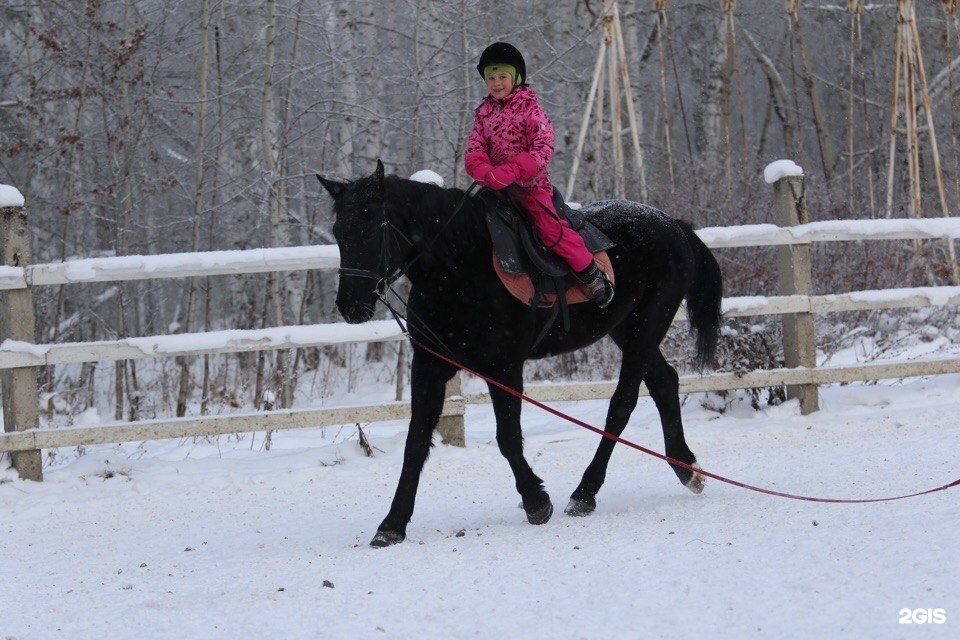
[529, 274, 572, 351]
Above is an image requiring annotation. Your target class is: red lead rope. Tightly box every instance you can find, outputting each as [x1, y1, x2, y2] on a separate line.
[413, 339, 960, 504]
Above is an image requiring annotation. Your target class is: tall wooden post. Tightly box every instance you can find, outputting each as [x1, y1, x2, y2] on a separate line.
[773, 174, 819, 414]
[1, 193, 43, 480]
[437, 372, 465, 447]
[886, 0, 959, 284]
[565, 0, 647, 202]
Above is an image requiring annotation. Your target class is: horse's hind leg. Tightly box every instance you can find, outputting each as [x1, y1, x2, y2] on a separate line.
[488, 368, 553, 525]
[565, 347, 650, 516]
[645, 349, 704, 493]
[566, 346, 703, 517]
[371, 350, 458, 547]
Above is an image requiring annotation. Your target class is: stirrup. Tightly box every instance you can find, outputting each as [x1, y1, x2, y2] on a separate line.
[578, 262, 614, 308]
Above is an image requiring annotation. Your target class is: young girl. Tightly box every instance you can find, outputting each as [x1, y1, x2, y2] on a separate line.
[465, 42, 614, 308]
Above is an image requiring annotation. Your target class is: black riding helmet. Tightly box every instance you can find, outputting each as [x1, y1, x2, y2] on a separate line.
[476, 42, 527, 86]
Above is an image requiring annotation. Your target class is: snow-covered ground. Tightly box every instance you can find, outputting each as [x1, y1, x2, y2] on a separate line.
[2, 367, 958, 639]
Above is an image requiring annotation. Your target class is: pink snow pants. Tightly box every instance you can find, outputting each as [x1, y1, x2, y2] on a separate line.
[515, 188, 594, 272]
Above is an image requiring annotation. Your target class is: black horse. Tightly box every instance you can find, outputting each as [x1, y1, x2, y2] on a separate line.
[318, 162, 723, 547]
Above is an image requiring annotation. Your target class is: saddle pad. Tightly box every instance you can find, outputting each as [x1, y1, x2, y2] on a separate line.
[493, 250, 615, 308]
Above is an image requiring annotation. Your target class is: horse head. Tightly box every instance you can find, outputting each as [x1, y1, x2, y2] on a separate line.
[317, 160, 395, 324]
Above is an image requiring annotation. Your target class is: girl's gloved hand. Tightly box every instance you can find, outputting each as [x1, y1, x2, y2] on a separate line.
[485, 164, 517, 190]
[464, 149, 494, 184]
[510, 152, 539, 181]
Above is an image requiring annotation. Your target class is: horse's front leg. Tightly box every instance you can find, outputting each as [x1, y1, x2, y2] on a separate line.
[488, 368, 553, 525]
[370, 349, 458, 547]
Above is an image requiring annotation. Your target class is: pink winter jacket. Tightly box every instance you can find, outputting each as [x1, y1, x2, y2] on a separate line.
[465, 86, 555, 192]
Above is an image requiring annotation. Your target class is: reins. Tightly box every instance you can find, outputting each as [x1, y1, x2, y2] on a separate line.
[345, 179, 960, 505]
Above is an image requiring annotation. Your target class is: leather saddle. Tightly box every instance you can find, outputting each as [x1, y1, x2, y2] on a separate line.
[480, 187, 616, 309]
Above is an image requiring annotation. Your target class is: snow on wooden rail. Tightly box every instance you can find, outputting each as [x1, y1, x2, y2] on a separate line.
[3, 217, 960, 291]
[0, 245, 341, 290]
[0, 320, 406, 368]
[696, 217, 960, 248]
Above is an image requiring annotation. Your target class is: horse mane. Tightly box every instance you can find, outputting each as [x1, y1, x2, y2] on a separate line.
[383, 176, 490, 270]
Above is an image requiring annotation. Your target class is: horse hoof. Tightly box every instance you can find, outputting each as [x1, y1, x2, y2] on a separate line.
[524, 495, 554, 525]
[369, 530, 405, 548]
[527, 501, 553, 525]
[564, 495, 596, 517]
[684, 463, 706, 494]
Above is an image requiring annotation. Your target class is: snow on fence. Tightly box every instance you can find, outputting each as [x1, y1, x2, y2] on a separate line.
[3, 175, 960, 481]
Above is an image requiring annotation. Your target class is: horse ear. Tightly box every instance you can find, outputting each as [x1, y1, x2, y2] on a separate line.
[316, 174, 346, 199]
[375, 159, 385, 188]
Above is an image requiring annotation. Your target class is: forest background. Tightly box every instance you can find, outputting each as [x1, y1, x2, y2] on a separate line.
[2, 0, 960, 425]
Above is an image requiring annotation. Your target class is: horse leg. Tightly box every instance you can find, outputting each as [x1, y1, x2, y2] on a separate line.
[488, 370, 553, 525]
[645, 350, 704, 493]
[370, 350, 458, 547]
[565, 348, 649, 516]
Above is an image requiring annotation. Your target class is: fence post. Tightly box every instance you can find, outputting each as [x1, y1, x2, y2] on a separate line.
[437, 372, 465, 447]
[772, 174, 819, 414]
[1, 192, 43, 480]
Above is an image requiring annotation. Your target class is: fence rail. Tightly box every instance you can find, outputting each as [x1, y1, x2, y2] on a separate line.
[3, 219, 960, 292]
[3, 174, 960, 480]
[2, 287, 960, 370]
[0, 245, 341, 290]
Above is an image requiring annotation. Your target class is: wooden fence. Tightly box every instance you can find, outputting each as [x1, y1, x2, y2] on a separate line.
[3, 174, 960, 481]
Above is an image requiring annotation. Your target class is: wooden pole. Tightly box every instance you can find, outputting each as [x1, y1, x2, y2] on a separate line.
[848, 3, 858, 217]
[655, 1, 676, 191]
[565, 0, 647, 202]
[607, 11, 624, 199]
[1, 197, 43, 480]
[595, 60, 606, 191]
[885, 11, 903, 218]
[853, 2, 878, 218]
[884, 1, 941, 284]
[903, 11, 920, 221]
[565, 35, 608, 200]
[611, 2, 648, 200]
[908, 7, 960, 284]
[772, 174, 819, 414]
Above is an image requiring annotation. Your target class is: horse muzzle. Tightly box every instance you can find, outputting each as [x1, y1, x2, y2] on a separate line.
[336, 289, 378, 324]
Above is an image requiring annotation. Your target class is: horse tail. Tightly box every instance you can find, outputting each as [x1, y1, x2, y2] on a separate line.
[679, 221, 723, 370]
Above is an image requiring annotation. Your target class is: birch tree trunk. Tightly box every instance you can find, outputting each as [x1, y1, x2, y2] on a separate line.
[202, 6, 227, 416]
[113, 0, 141, 422]
[278, 0, 306, 408]
[176, 0, 210, 417]
[694, 12, 730, 181]
[253, 0, 288, 415]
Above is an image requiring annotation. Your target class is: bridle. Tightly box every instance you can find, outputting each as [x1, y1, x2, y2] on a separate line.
[336, 180, 478, 296]
[336, 201, 408, 296]
[336, 223, 406, 296]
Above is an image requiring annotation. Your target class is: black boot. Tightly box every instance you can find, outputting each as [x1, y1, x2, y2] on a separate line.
[576, 260, 614, 308]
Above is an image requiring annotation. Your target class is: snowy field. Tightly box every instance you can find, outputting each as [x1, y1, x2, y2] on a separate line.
[2, 370, 958, 640]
